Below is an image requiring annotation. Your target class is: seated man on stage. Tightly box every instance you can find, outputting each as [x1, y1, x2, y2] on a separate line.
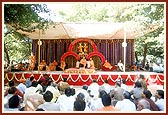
[89, 58, 95, 69]
[76, 60, 80, 68]
[49, 60, 58, 71]
[39, 60, 48, 71]
[102, 60, 116, 71]
[79, 56, 87, 68]
[117, 60, 124, 72]
[59, 60, 66, 71]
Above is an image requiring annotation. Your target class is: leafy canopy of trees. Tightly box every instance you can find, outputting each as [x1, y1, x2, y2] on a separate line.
[4, 3, 165, 67]
[56, 3, 165, 65]
[4, 4, 50, 64]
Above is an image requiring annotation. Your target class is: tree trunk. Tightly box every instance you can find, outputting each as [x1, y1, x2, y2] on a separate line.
[135, 51, 138, 62]
[4, 44, 10, 64]
[143, 43, 147, 68]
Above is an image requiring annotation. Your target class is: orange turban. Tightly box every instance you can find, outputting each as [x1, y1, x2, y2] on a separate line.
[19, 79, 26, 83]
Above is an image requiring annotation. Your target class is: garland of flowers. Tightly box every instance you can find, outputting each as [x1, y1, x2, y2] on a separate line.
[4, 72, 164, 85]
[50, 74, 63, 82]
[79, 74, 91, 82]
[156, 74, 164, 82]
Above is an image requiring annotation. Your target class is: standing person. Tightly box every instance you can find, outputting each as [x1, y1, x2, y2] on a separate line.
[149, 60, 154, 72]
[145, 61, 149, 71]
[29, 52, 36, 71]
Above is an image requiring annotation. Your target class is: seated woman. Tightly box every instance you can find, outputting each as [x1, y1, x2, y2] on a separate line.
[102, 60, 116, 71]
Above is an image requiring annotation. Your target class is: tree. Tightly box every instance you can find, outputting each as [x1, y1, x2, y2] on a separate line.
[57, 3, 165, 66]
[4, 4, 50, 64]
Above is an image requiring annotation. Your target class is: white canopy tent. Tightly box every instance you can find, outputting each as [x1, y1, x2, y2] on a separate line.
[16, 22, 160, 40]
[13, 22, 159, 71]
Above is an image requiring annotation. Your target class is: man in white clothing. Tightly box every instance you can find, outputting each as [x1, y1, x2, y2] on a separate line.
[115, 91, 136, 111]
[117, 60, 124, 71]
[37, 91, 60, 111]
[137, 99, 151, 111]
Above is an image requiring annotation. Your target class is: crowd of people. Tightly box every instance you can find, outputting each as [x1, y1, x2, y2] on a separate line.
[4, 74, 164, 112]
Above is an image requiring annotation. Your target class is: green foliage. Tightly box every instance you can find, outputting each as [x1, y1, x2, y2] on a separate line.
[4, 4, 50, 64]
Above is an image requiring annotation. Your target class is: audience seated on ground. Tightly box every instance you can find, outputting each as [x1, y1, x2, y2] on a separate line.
[4, 95, 20, 111]
[37, 90, 60, 111]
[97, 94, 118, 111]
[73, 93, 86, 111]
[153, 89, 164, 111]
[115, 91, 136, 111]
[137, 99, 151, 111]
[142, 89, 160, 111]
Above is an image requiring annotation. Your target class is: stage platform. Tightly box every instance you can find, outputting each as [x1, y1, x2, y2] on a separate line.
[4, 70, 164, 86]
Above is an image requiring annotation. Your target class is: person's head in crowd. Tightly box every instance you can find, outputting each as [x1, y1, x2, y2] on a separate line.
[92, 79, 97, 83]
[142, 89, 152, 99]
[65, 87, 72, 97]
[71, 88, 76, 96]
[8, 95, 20, 108]
[123, 90, 133, 101]
[137, 99, 150, 111]
[139, 74, 145, 79]
[31, 81, 38, 87]
[19, 79, 26, 83]
[73, 100, 86, 111]
[134, 81, 142, 88]
[9, 80, 15, 87]
[104, 79, 108, 84]
[82, 85, 88, 91]
[63, 78, 67, 82]
[155, 89, 164, 99]
[36, 108, 45, 111]
[122, 79, 126, 84]
[101, 94, 111, 106]
[46, 77, 53, 86]
[76, 92, 85, 101]
[43, 90, 53, 102]
[30, 76, 35, 81]
[99, 90, 107, 98]
[116, 81, 121, 87]
[8, 87, 17, 94]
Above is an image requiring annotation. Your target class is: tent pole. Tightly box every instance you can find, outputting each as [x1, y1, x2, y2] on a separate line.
[38, 29, 41, 71]
[123, 27, 127, 72]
